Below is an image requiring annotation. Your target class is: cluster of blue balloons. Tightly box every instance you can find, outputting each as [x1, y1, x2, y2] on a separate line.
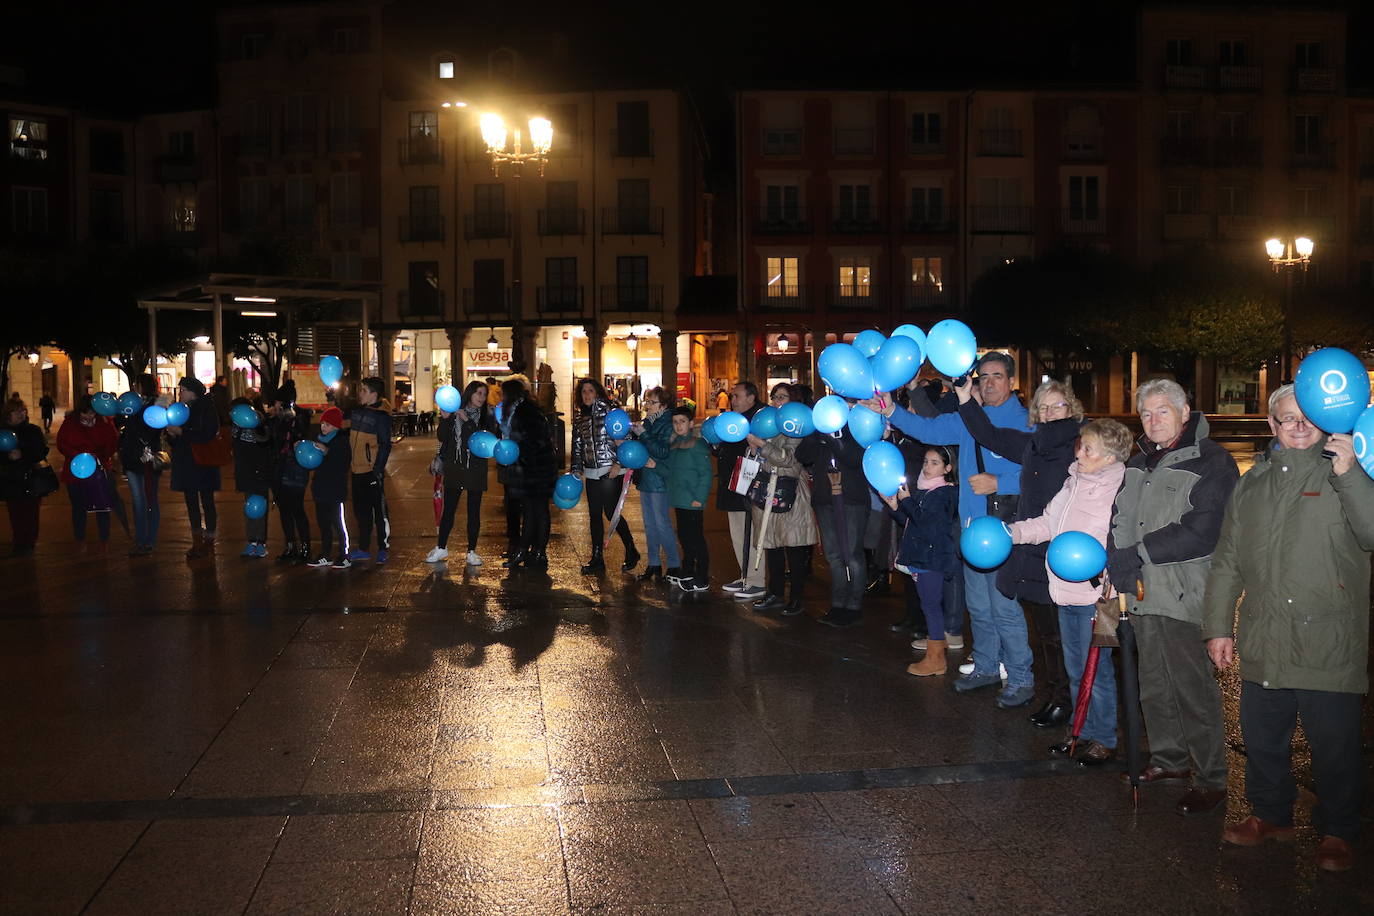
[468, 430, 497, 458]
[435, 384, 461, 413]
[319, 355, 344, 388]
[554, 473, 583, 510]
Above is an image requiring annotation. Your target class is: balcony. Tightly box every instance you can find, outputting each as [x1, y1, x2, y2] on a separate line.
[536, 285, 585, 315]
[284, 128, 318, 155]
[902, 209, 956, 234]
[599, 284, 664, 312]
[1213, 138, 1261, 168]
[1293, 67, 1337, 92]
[1162, 213, 1213, 240]
[979, 129, 1023, 156]
[970, 206, 1033, 233]
[1063, 131, 1104, 161]
[754, 207, 811, 235]
[329, 128, 360, 153]
[465, 212, 511, 241]
[155, 154, 199, 183]
[328, 207, 360, 230]
[833, 128, 875, 156]
[610, 129, 654, 159]
[1161, 137, 1208, 167]
[1217, 214, 1260, 241]
[828, 285, 885, 311]
[831, 211, 884, 235]
[399, 215, 444, 243]
[1288, 215, 1335, 240]
[399, 289, 446, 318]
[538, 208, 586, 236]
[601, 207, 664, 237]
[398, 137, 444, 167]
[756, 284, 809, 312]
[1217, 65, 1262, 91]
[762, 128, 802, 157]
[1290, 143, 1336, 170]
[462, 287, 510, 317]
[904, 284, 951, 310]
[1058, 208, 1108, 235]
[239, 132, 271, 157]
[1164, 64, 1206, 89]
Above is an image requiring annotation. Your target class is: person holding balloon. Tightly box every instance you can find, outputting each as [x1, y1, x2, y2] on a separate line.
[266, 382, 313, 563]
[1006, 419, 1132, 765]
[744, 384, 818, 617]
[345, 377, 393, 564]
[427, 381, 500, 566]
[0, 398, 50, 555]
[499, 378, 558, 569]
[229, 397, 272, 558]
[166, 377, 222, 560]
[569, 378, 639, 574]
[57, 395, 120, 550]
[802, 409, 870, 625]
[307, 406, 353, 568]
[117, 374, 166, 557]
[644, 405, 713, 592]
[629, 387, 680, 583]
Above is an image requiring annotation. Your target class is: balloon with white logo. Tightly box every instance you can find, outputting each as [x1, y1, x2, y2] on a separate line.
[1353, 404, 1374, 480]
[1294, 348, 1371, 434]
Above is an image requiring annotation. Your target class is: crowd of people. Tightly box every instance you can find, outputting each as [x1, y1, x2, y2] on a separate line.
[0, 356, 1369, 871]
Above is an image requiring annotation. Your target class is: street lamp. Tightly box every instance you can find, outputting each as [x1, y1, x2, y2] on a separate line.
[776, 333, 791, 353]
[1265, 236, 1314, 383]
[625, 331, 640, 410]
[487, 329, 499, 351]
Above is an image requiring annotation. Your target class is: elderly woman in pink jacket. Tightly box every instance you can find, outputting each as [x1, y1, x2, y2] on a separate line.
[1009, 418, 1133, 766]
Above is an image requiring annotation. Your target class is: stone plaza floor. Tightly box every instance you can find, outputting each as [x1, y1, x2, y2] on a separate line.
[1, 433, 1372, 914]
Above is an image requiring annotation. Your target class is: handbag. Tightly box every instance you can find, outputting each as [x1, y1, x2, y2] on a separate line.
[24, 462, 60, 499]
[192, 427, 232, 467]
[142, 446, 171, 472]
[729, 454, 761, 496]
[976, 445, 1019, 521]
[79, 464, 114, 512]
[1091, 581, 1122, 648]
[747, 469, 797, 513]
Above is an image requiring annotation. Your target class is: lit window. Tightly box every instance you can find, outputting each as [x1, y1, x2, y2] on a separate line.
[438, 60, 454, 79]
[9, 117, 48, 160]
[838, 257, 871, 297]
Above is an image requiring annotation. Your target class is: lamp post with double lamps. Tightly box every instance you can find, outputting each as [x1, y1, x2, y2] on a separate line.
[1265, 235, 1314, 383]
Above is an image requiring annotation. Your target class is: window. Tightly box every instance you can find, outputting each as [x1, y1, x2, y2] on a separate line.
[473, 259, 505, 310]
[1165, 38, 1193, 65]
[1291, 186, 1325, 216]
[9, 117, 48, 160]
[763, 128, 801, 156]
[838, 257, 871, 297]
[331, 28, 359, 54]
[976, 176, 1023, 222]
[89, 189, 123, 241]
[545, 257, 578, 307]
[617, 178, 650, 232]
[837, 184, 873, 224]
[982, 107, 1018, 153]
[1218, 186, 1251, 216]
[331, 253, 361, 281]
[1218, 39, 1247, 65]
[1293, 114, 1321, 153]
[473, 184, 505, 236]
[169, 130, 195, 157]
[409, 111, 438, 140]
[241, 101, 270, 154]
[408, 186, 440, 238]
[1165, 109, 1195, 138]
[284, 177, 314, 227]
[765, 256, 799, 297]
[407, 262, 440, 314]
[615, 101, 651, 157]
[438, 60, 454, 79]
[12, 187, 48, 235]
[1164, 185, 1197, 214]
[911, 257, 943, 291]
[89, 129, 126, 174]
[1218, 111, 1247, 138]
[545, 181, 579, 233]
[1067, 176, 1100, 219]
[616, 256, 649, 306]
[1295, 41, 1322, 67]
[329, 96, 359, 152]
[238, 178, 270, 230]
[285, 95, 318, 153]
[330, 172, 360, 226]
[764, 184, 800, 223]
[547, 103, 578, 155]
[910, 111, 943, 151]
[242, 33, 265, 60]
[908, 185, 944, 227]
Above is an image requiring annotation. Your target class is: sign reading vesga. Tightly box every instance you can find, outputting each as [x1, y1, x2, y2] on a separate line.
[466, 349, 512, 369]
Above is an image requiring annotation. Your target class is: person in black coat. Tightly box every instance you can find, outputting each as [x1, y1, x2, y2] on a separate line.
[499, 378, 556, 570]
[230, 396, 271, 557]
[714, 381, 764, 594]
[266, 381, 313, 563]
[308, 406, 352, 568]
[0, 400, 50, 555]
[167, 377, 222, 558]
[428, 380, 500, 566]
[801, 424, 870, 619]
[119, 374, 165, 556]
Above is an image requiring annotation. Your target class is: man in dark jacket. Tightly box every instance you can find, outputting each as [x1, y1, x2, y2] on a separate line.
[309, 406, 352, 568]
[167, 377, 221, 559]
[267, 381, 312, 562]
[501, 378, 556, 569]
[717, 381, 765, 598]
[347, 377, 393, 563]
[1107, 378, 1238, 816]
[1204, 385, 1374, 872]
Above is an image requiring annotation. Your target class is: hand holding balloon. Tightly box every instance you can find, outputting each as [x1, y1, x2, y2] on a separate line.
[954, 376, 974, 403]
[1324, 433, 1356, 476]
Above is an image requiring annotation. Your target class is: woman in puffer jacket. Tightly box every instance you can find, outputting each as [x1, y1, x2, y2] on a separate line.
[1009, 418, 1132, 767]
[570, 378, 639, 574]
[428, 380, 499, 566]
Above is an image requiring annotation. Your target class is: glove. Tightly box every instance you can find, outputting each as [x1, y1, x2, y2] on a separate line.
[1107, 543, 1143, 592]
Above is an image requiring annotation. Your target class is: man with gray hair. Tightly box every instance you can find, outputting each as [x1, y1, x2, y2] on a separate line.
[1107, 378, 1238, 816]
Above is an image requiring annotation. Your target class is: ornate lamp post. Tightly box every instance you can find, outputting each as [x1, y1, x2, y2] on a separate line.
[625, 330, 639, 410]
[1265, 236, 1314, 383]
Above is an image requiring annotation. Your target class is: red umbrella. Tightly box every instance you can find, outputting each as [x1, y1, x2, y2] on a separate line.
[1067, 592, 1126, 758]
[432, 474, 444, 527]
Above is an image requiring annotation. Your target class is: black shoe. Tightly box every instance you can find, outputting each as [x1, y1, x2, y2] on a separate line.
[1048, 740, 1075, 757]
[526, 550, 548, 570]
[664, 566, 685, 584]
[503, 549, 527, 569]
[621, 545, 641, 572]
[296, 543, 311, 565]
[277, 543, 297, 562]
[581, 550, 605, 574]
[752, 594, 785, 612]
[781, 599, 806, 617]
[819, 608, 861, 628]
[638, 565, 662, 582]
[888, 611, 920, 633]
[1029, 702, 1071, 729]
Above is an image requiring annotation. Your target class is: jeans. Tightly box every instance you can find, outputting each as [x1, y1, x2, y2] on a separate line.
[438, 486, 482, 551]
[67, 483, 110, 542]
[963, 565, 1034, 690]
[674, 508, 708, 582]
[351, 473, 390, 551]
[1059, 604, 1117, 747]
[125, 468, 161, 547]
[638, 490, 680, 567]
[815, 503, 867, 611]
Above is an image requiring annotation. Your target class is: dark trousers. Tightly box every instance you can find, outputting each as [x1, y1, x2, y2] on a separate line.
[67, 483, 110, 542]
[518, 496, 550, 553]
[504, 487, 522, 549]
[183, 488, 217, 536]
[674, 508, 708, 582]
[944, 525, 966, 636]
[438, 486, 482, 551]
[1026, 600, 1069, 705]
[314, 499, 349, 558]
[905, 571, 945, 636]
[765, 545, 809, 602]
[6, 498, 40, 548]
[351, 473, 389, 551]
[1133, 613, 1228, 789]
[274, 485, 310, 545]
[816, 503, 867, 611]
[585, 474, 634, 553]
[1240, 680, 1364, 841]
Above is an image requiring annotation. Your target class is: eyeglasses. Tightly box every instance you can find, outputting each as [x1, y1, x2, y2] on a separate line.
[1037, 402, 1069, 414]
[1275, 416, 1310, 430]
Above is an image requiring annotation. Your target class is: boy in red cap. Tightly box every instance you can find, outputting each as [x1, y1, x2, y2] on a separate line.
[308, 407, 353, 568]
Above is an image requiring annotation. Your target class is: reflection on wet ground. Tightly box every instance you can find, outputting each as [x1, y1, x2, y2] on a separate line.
[0, 434, 1370, 913]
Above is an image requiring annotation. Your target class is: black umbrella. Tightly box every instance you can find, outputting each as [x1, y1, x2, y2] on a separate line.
[1118, 594, 1144, 809]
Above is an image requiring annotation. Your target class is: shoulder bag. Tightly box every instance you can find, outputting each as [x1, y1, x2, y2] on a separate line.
[976, 445, 1019, 521]
[192, 427, 232, 467]
[746, 467, 797, 513]
[25, 461, 60, 499]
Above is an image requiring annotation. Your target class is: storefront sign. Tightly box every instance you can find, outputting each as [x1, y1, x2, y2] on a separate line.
[466, 349, 511, 371]
[676, 371, 691, 400]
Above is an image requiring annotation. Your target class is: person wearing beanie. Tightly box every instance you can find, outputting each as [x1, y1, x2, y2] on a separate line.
[167, 376, 222, 559]
[346, 377, 394, 563]
[230, 396, 272, 558]
[267, 381, 312, 563]
[309, 406, 352, 568]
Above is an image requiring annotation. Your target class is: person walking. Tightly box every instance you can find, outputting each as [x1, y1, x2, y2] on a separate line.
[885, 445, 959, 675]
[631, 386, 679, 582]
[570, 378, 639, 574]
[500, 378, 557, 569]
[119, 374, 165, 557]
[230, 397, 271, 558]
[39, 393, 55, 434]
[167, 377, 221, 559]
[308, 406, 352, 569]
[0, 399, 49, 555]
[346, 377, 393, 564]
[56, 395, 119, 550]
[266, 382, 312, 563]
[648, 406, 712, 592]
[428, 380, 499, 565]
[717, 381, 766, 600]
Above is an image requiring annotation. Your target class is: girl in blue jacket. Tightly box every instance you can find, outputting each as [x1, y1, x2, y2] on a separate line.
[884, 445, 958, 676]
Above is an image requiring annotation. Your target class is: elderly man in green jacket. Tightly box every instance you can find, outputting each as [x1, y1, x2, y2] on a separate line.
[1203, 383, 1374, 873]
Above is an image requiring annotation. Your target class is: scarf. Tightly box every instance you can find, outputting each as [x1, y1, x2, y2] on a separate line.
[319, 430, 337, 443]
[916, 472, 950, 491]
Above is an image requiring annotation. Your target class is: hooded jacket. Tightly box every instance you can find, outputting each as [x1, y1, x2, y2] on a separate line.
[311, 429, 351, 502]
[1011, 459, 1127, 606]
[891, 483, 958, 576]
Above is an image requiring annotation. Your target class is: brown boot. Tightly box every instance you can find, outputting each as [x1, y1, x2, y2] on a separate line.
[186, 533, 209, 559]
[906, 639, 948, 677]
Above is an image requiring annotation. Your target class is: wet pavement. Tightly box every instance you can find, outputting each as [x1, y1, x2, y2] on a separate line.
[2, 433, 1372, 914]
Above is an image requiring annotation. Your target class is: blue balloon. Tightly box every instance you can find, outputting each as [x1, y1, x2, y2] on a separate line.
[700, 416, 721, 445]
[468, 430, 498, 459]
[143, 405, 169, 429]
[750, 406, 780, 439]
[617, 440, 648, 469]
[0, 430, 15, 451]
[847, 403, 885, 448]
[604, 409, 632, 439]
[117, 392, 143, 417]
[244, 494, 268, 519]
[778, 402, 815, 437]
[494, 439, 520, 466]
[818, 343, 876, 399]
[871, 335, 924, 394]
[70, 452, 97, 480]
[811, 395, 850, 434]
[926, 319, 978, 378]
[435, 384, 461, 413]
[715, 411, 749, 443]
[230, 403, 260, 429]
[961, 516, 1013, 570]
[852, 329, 887, 358]
[1294, 347, 1372, 434]
[554, 493, 579, 511]
[1047, 530, 1108, 583]
[319, 355, 344, 387]
[165, 402, 190, 426]
[892, 324, 928, 353]
[555, 473, 583, 501]
[1352, 405, 1374, 480]
[294, 439, 324, 469]
[862, 440, 905, 497]
[92, 392, 118, 417]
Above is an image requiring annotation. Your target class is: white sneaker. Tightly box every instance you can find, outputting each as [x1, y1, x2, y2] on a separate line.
[465, 551, 482, 566]
[911, 637, 928, 650]
[307, 556, 332, 568]
[958, 659, 976, 675]
[425, 547, 449, 563]
[945, 632, 965, 650]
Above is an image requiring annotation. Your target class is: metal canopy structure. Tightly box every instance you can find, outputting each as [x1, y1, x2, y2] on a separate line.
[137, 273, 384, 378]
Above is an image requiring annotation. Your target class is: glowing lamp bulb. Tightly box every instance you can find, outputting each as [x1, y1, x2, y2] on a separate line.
[1294, 236, 1314, 258]
[528, 117, 553, 154]
[1264, 238, 1285, 260]
[479, 113, 507, 153]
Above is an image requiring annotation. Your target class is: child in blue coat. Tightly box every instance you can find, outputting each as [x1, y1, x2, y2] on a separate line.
[884, 445, 958, 676]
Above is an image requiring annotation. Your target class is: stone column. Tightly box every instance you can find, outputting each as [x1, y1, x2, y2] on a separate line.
[660, 327, 679, 405]
[376, 330, 396, 397]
